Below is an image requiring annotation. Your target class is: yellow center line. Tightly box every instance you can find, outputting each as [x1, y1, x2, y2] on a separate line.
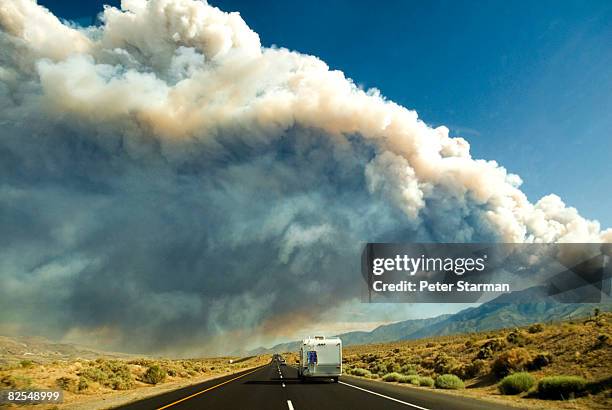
[156, 364, 267, 409]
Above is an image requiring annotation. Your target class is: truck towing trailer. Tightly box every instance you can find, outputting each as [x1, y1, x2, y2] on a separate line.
[298, 336, 342, 382]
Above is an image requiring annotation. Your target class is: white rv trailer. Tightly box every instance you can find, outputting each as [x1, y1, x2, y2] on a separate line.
[297, 336, 342, 382]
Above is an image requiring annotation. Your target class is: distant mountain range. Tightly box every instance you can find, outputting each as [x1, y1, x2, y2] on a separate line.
[249, 288, 611, 354]
[0, 335, 133, 365]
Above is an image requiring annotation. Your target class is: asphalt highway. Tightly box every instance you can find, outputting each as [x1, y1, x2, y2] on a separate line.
[116, 359, 525, 410]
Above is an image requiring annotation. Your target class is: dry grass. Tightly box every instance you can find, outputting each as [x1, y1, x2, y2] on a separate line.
[0, 355, 270, 409]
[341, 311, 612, 409]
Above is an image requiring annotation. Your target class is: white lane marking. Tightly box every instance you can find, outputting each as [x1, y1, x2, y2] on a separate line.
[287, 399, 295, 410]
[339, 381, 430, 410]
[280, 374, 283, 378]
[282, 383, 286, 388]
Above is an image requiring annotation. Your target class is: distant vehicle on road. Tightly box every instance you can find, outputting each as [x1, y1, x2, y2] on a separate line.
[298, 336, 342, 382]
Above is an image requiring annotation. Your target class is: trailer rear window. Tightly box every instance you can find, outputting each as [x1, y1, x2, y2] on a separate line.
[307, 351, 317, 364]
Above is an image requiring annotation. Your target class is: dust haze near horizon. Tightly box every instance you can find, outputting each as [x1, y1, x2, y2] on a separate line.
[0, 0, 610, 356]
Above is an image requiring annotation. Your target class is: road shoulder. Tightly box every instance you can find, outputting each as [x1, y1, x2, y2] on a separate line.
[342, 374, 575, 410]
[63, 364, 267, 410]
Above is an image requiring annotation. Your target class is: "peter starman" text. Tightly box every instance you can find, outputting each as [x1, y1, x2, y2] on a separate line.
[372, 280, 510, 292]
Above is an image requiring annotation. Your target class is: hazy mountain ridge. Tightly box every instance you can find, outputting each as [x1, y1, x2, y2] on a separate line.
[341, 314, 452, 345]
[0, 335, 133, 365]
[251, 289, 611, 354]
[246, 314, 452, 355]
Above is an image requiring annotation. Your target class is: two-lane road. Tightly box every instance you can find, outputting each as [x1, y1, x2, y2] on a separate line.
[116, 360, 525, 410]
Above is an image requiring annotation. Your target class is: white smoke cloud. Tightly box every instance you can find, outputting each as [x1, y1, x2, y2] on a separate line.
[4, 0, 606, 243]
[0, 0, 609, 353]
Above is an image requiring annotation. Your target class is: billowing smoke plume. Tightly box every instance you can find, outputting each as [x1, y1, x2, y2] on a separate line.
[0, 0, 609, 354]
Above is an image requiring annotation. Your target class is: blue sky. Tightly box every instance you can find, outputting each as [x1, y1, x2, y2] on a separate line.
[40, 0, 612, 227]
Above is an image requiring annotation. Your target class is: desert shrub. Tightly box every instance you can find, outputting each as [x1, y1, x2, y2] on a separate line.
[400, 364, 417, 375]
[143, 365, 167, 385]
[79, 360, 134, 390]
[80, 366, 107, 383]
[433, 353, 459, 374]
[368, 362, 387, 375]
[584, 376, 612, 395]
[418, 376, 435, 387]
[426, 342, 436, 348]
[449, 364, 465, 378]
[20, 360, 34, 368]
[538, 376, 587, 399]
[464, 340, 473, 348]
[128, 358, 153, 366]
[385, 361, 401, 373]
[595, 334, 609, 348]
[56, 377, 77, 392]
[528, 323, 544, 333]
[435, 374, 464, 389]
[498, 372, 535, 395]
[57, 375, 87, 393]
[349, 368, 371, 377]
[460, 359, 486, 379]
[394, 356, 407, 366]
[506, 331, 530, 346]
[528, 352, 553, 370]
[190, 363, 205, 373]
[1, 375, 32, 389]
[491, 348, 532, 378]
[109, 373, 134, 390]
[397, 374, 420, 385]
[420, 356, 435, 369]
[393, 348, 400, 354]
[363, 354, 379, 363]
[382, 372, 403, 382]
[78, 377, 88, 391]
[477, 338, 506, 359]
